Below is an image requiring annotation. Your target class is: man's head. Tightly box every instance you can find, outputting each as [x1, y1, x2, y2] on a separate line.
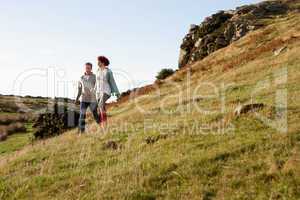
[98, 56, 110, 68]
[85, 62, 93, 74]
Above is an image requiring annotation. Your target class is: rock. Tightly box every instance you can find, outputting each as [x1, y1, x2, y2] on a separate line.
[189, 24, 199, 33]
[273, 46, 288, 56]
[103, 140, 119, 150]
[202, 35, 215, 46]
[247, 25, 257, 31]
[250, 6, 267, 17]
[178, 49, 189, 68]
[215, 36, 228, 47]
[207, 43, 216, 54]
[234, 103, 265, 116]
[178, 0, 290, 68]
[258, 1, 288, 14]
[233, 23, 248, 41]
[236, 5, 257, 15]
[194, 38, 202, 48]
[145, 134, 169, 145]
[224, 23, 235, 41]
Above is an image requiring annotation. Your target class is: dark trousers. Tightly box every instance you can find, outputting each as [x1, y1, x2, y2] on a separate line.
[79, 101, 99, 132]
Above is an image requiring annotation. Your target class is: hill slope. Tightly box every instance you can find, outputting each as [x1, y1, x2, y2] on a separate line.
[1, 2, 300, 200]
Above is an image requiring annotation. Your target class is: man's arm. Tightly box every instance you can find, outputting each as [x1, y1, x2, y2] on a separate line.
[75, 81, 82, 103]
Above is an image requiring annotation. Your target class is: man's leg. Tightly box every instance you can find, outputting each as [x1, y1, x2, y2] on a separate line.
[89, 102, 100, 124]
[78, 102, 88, 133]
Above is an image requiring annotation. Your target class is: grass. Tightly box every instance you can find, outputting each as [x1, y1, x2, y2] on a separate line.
[0, 134, 30, 155]
[0, 8, 300, 200]
[0, 123, 33, 155]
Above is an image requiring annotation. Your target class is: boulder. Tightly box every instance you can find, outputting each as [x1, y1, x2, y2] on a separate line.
[194, 37, 203, 48]
[103, 140, 120, 150]
[250, 6, 267, 17]
[189, 24, 199, 33]
[273, 46, 288, 56]
[233, 23, 248, 41]
[258, 1, 288, 14]
[207, 43, 216, 54]
[234, 103, 265, 116]
[145, 134, 169, 145]
[178, 49, 189, 68]
[216, 36, 228, 47]
[236, 5, 257, 15]
[224, 23, 235, 41]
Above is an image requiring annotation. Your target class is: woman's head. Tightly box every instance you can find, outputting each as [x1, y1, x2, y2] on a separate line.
[98, 56, 110, 67]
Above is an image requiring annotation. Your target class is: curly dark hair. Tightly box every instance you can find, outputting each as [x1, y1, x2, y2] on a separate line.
[98, 56, 110, 66]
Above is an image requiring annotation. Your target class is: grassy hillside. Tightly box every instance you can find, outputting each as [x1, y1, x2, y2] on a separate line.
[1, 7, 300, 200]
[0, 95, 78, 155]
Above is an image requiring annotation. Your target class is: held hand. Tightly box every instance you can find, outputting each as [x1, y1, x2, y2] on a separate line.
[116, 94, 121, 101]
[75, 99, 80, 105]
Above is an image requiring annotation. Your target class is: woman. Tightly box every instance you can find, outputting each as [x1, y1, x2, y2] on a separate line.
[94, 56, 120, 130]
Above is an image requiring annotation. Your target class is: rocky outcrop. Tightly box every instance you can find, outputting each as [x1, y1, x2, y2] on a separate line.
[178, 1, 289, 68]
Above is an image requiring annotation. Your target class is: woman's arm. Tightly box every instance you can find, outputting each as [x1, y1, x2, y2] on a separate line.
[108, 69, 120, 97]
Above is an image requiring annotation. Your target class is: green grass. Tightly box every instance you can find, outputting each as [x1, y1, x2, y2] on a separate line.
[0, 134, 30, 155]
[0, 123, 33, 155]
[0, 7, 300, 200]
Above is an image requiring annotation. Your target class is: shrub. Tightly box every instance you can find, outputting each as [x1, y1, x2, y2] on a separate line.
[156, 68, 175, 80]
[0, 114, 29, 125]
[6, 123, 27, 135]
[120, 89, 132, 98]
[0, 123, 27, 140]
[33, 102, 80, 139]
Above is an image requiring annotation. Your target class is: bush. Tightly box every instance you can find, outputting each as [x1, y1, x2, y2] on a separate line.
[0, 114, 29, 125]
[156, 68, 175, 80]
[0, 123, 27, 140]
[6, 123, 27, 135]
[33, 102, 80, 139]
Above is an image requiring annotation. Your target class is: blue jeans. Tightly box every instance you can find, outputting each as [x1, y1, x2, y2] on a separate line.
[79, 102, 99, 132]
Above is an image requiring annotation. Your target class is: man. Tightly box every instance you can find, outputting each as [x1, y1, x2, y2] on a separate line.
[75, 62, 99, 133]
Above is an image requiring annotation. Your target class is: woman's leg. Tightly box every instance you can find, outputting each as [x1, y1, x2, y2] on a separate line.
[98, 94, 111, 130]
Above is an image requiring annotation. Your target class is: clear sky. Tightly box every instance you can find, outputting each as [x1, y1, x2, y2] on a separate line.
[0, 0, 260, 99]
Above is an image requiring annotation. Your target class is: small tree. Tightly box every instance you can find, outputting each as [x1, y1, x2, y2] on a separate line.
[156, 68, 175, 80]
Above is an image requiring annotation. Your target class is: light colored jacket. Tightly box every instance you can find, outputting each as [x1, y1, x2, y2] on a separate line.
[94, 68, 120, 99]
[76, 73, 97, 102]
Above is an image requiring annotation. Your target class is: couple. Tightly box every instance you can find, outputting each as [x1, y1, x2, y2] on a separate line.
[75, 56, 120, 133]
